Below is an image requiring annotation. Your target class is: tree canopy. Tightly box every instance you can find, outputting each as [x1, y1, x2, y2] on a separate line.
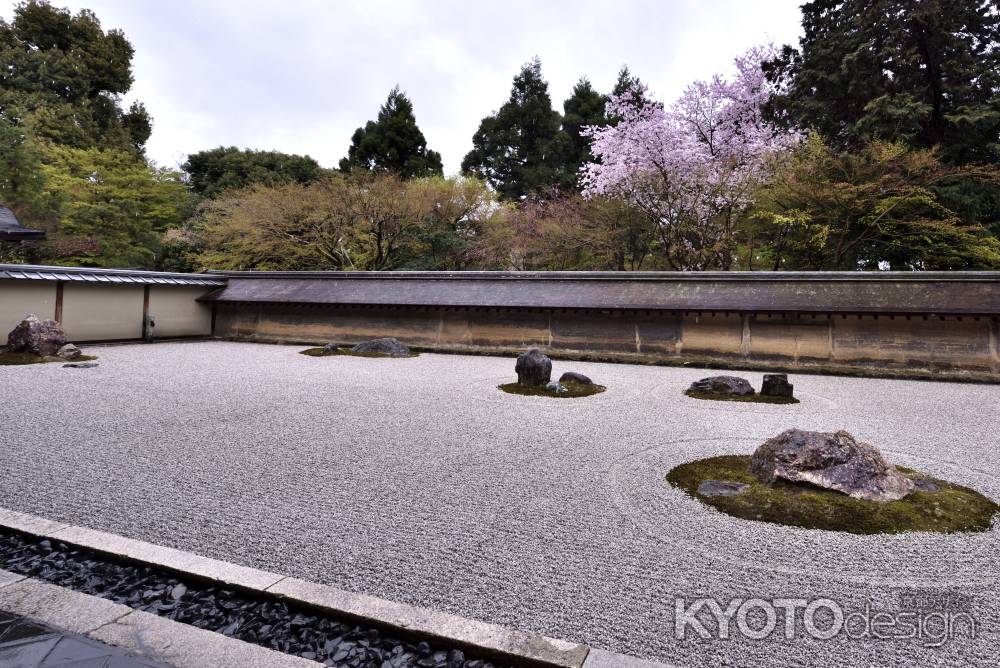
[339, 86, 443, 178]
[0, 0, 151, 153]
[461, 59, 565, 200]
[766, 0, 1000, 165]
[183, 146, 326, 199]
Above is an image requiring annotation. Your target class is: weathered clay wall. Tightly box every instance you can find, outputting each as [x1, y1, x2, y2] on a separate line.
[212, 303, 1000, 381]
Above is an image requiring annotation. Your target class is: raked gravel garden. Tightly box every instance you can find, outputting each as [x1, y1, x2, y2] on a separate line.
[2, 340, 999, 667]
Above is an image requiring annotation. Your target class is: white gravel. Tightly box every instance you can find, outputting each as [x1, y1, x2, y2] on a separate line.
[1, 341, 998, 667]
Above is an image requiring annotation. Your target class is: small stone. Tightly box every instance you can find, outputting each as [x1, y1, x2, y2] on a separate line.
[63, 362, 99, 369]
[750, 429, 915, 502]
[322, 342, 339, 352]
[697, 480, 750, 497]
[545, 381, 568, 394]
[6, 314, 67, 356]
[689, 375, 755, 396]
[913, 479, 940, 492]
[558, 371, 593, 385]
[515, 348, 551, 386]
[350, 337, 411, 357]
[760, 373, 794, 398]
[56, 343, 82, 360]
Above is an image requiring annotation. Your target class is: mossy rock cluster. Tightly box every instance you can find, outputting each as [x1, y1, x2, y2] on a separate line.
[667, 455, 998, 535]
[498, 381, 606, 399]
[299, 347, 418, 359]
[683, 389, 799, 405]
[0, 352, 97, 366]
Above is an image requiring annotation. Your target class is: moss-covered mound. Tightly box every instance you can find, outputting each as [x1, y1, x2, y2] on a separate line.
[498, 381, 606, 399]
[0, 352, 97, 366]
[299, 347, 418, 359]
[667, 455, 998, 535]
[683, 389, 800, 405]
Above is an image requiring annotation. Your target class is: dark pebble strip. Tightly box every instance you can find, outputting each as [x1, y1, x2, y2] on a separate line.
[0, 529, 515, 668]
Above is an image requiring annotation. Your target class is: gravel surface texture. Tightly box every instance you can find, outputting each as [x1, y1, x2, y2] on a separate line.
[1, 341, 998, 667]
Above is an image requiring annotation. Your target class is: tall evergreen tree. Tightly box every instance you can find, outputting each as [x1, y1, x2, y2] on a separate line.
[339, 86, 443, 179]
[607, 66, 652, 125]
[767, 0, 1000, 165]
[557, 78, 607, 190]
[462, 59, 563, 200]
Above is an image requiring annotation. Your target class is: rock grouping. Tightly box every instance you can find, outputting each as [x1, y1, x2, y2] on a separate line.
[6, 314, 67, 356]
[750, 428, 915, 502]
[688, 373, 796, 401]
[507, 349, 604, 397]
[350, 337, 411, 357]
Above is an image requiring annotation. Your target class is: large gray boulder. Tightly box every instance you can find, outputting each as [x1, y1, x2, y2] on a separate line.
[6, 314, 67, 357]
[515, 348, 552, 386]
[689, 375, 754, 396]
[750, 429, 915, 502]
[559, 371, 593, 385]
[350, 337, 411, 357]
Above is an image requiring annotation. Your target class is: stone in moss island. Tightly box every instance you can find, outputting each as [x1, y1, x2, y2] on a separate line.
[667, 455, 998, 534]
[498, 381, 606, 398]
[299, 346, 417, 359]
[684, 389, 800, 405]
[0, 352, 97, 366]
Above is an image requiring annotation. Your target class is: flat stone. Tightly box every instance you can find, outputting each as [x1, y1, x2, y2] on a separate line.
[913, 479, 941, 492]
[559, 371, 593, 385]
[321, 342, 339, 352]
[697, 480, 750, 497]
[350, 337, 410, 357]
[750, 429, 915, 502]
[90, 608, 320, 668]
[688, 376, 754, 396]
[63, 362, 99, 369]
[0, 569, 25, 589]
[0, 578, 132, 635]
[0, 507, 69, 536]
[515, 348, 552, 386]
[545, 381, 568, 394]
[266, 577, 589, 668]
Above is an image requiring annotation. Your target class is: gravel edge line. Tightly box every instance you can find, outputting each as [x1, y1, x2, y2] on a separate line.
[0, 506, 670, 668]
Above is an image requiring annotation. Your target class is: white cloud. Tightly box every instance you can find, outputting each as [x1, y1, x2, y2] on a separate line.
[3, 0, 804, 174]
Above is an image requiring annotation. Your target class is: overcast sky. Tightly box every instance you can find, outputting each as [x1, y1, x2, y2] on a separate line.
[4, 0, 805, 174]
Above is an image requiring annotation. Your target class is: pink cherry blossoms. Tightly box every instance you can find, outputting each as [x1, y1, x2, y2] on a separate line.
[581, 46, 799, 270]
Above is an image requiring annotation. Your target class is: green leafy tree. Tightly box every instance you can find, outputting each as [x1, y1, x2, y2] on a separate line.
[462, 58, 564, 200]
[767, 0, 1000, 165]
[35, 143, 193, 267]
[339, 86, 443, 178]
[183, 147, 326, 199]
[743, 135, 1000, 270]
[0, 0, 151, 153]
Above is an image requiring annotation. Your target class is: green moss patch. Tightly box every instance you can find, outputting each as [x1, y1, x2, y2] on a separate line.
[498, 381, 606, 399]
[683, 389, 800, 405]
[299, 347, 418, 359]
[666, 455, 998, 535]
[0, 352, 97, 366]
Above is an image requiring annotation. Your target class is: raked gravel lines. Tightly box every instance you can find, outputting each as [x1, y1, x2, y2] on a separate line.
[1, 341, 998, 667]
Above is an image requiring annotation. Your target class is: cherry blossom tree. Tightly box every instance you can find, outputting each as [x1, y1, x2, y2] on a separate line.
[581, 46, 798, 270]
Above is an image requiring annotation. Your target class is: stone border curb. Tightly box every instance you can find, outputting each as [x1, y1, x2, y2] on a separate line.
[0, 569, 321, 667]
[0, 508, 674, 667]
